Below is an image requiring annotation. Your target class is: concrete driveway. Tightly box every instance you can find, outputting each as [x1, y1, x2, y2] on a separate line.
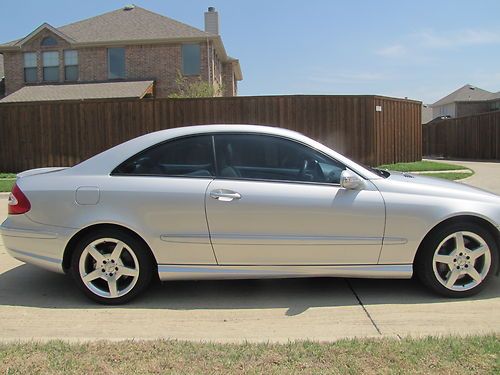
[0, 162, 499, 342]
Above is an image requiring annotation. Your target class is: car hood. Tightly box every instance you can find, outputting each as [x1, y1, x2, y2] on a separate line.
[375, 171, 500, 203]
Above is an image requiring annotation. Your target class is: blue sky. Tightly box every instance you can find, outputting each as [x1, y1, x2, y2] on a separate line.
[1, 0, 499, 103]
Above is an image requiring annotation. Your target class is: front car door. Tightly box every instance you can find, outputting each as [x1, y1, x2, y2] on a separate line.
[111, 135, 217, 265]
[205, 133, 386, 265]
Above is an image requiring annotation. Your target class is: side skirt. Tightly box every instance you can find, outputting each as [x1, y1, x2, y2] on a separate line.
[157, 264, 413, 281]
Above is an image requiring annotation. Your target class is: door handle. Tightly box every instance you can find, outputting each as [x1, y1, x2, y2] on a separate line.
[210, 189, 242, 201]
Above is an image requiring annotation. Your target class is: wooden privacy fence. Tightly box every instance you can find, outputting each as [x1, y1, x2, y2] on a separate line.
[0, 95, 421, 172]
[423, 110, 500, 160]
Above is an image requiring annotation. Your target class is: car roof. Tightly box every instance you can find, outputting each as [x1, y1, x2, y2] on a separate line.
[70, 124, 379, 179]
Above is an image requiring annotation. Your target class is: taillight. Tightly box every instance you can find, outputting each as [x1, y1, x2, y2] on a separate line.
[8, 184, 31, 215]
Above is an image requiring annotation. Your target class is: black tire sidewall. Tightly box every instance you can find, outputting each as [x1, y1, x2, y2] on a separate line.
[70, 228, 153, 305]
[416, 222, 499, 298]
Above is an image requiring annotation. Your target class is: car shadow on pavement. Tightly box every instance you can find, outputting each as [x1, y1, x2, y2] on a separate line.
[0, 264, 498, 314]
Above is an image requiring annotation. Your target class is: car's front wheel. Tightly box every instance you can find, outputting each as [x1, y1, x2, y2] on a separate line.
[71, 229, 153, 304]
[416, 222, 498, 297]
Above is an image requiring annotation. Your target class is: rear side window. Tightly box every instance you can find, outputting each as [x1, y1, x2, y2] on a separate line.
[113, 135, 215, 178]
[214, 134, 345, 184]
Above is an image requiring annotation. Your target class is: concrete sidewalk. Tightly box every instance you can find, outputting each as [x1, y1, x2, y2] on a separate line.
[0, 165, 499, 342]
[427, 159, 500, 194]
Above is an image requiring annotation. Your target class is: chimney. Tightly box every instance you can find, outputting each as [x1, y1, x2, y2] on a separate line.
[204, 7, 219, 35]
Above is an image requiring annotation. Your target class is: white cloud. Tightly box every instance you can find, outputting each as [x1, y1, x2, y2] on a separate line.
[376, 28, 500, 60]
[376, 44, 407, 58]
[414, 29, 500, 48]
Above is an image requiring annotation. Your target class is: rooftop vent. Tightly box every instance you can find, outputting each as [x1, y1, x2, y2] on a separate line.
[124, 4, 135, 11]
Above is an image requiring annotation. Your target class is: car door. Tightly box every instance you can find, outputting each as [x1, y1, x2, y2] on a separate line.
[205, 133, 386, 265]
[110, 134, 217, 265]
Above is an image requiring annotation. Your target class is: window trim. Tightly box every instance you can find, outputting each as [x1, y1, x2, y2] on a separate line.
[110, 132, 348, 187]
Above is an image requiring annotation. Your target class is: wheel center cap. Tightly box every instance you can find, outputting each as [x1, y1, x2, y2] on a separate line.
[457, 257, 466, 266]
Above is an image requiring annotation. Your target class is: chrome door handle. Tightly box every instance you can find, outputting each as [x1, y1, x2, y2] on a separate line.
[210, 189, 242, 201]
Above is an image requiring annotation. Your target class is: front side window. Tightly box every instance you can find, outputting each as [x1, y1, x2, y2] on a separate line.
[108, 48, 125, 79]
[182, 44, 201, 75]
[113, 135, 215, 177]
[42, 51, 59, 81]
[23, 52, 37, 82]
[214, 134, 346, 184]
[64, 50, 78, 81]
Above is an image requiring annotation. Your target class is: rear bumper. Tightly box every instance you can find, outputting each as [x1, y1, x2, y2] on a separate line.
[0, 218, 74, 274]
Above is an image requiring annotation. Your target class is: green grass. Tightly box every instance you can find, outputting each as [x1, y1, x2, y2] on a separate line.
[0, 179, 15, 192]
[0, 336, 498, 374]
[421, 172, 474, 181]
[0, 173, 16, 178]
[378, 160, 467, 172]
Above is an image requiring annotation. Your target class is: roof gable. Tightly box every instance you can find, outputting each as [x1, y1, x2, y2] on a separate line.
[58, 6, 211, 44]
[14, 23, 75, 46]
[431, 84, 494, 107]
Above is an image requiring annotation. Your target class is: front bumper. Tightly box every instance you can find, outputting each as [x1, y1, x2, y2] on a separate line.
[0, 217, 75, 274]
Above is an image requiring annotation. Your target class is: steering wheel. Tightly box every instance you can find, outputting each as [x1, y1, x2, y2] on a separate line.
[298, 159, 310, 180]
[298, 159, 326, 182]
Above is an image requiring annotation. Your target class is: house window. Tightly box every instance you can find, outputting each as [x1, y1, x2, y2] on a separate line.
[64, 50, 78, 81]
[108, 48, 125, 79]
[42, 51, 59, 82]
[41, 36, 57, 47]
[23, 52, 37, 83]
[182, 44, 201, 75]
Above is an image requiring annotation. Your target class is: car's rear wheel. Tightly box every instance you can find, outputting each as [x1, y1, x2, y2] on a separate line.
[71, 229, 153, 304]
[416, 222, 498, 297]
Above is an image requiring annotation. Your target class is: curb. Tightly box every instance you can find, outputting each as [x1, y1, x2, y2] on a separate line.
[0, 192, 10, 198]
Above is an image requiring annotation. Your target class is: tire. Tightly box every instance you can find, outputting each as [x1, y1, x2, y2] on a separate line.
[71, 228, 153, 304]
[415, 222, 498, 298]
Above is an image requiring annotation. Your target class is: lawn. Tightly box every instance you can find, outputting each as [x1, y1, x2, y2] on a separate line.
[0, 179, 15, 192]
[0, 336, 498, 374]
[421, 172, 473, 181]
[378, 160, 467, 172]
[0, 173, 16, 179]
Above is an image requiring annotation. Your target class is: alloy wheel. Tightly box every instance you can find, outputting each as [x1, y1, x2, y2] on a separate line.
[78, 238, 140, 298]
[432, 231, 491, 291]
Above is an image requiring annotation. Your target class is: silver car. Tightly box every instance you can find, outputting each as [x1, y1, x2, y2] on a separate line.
[1, 125, 499, 304]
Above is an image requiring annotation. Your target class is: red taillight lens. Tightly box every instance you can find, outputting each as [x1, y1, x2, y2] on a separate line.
[8, 183, 31, 215]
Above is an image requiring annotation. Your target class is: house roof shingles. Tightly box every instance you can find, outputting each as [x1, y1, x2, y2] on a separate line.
[431, 84, 494, 107]
[58, 6, 213, 44]
[0, 6, 212, 48]
[0, 80, 154, 103]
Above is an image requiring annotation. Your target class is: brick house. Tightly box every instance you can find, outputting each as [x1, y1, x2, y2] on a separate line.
[0, 5, 242, 102]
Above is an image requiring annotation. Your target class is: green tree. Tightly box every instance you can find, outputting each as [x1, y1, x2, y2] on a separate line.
[168, 71, 223, 98]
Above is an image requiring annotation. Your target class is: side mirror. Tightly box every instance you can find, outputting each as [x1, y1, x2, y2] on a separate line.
[340, 169, 364, 190]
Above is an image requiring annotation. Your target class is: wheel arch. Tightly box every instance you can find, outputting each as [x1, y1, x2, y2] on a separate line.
[62, 223, 158, 273]
[415, 214, 500, 273]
